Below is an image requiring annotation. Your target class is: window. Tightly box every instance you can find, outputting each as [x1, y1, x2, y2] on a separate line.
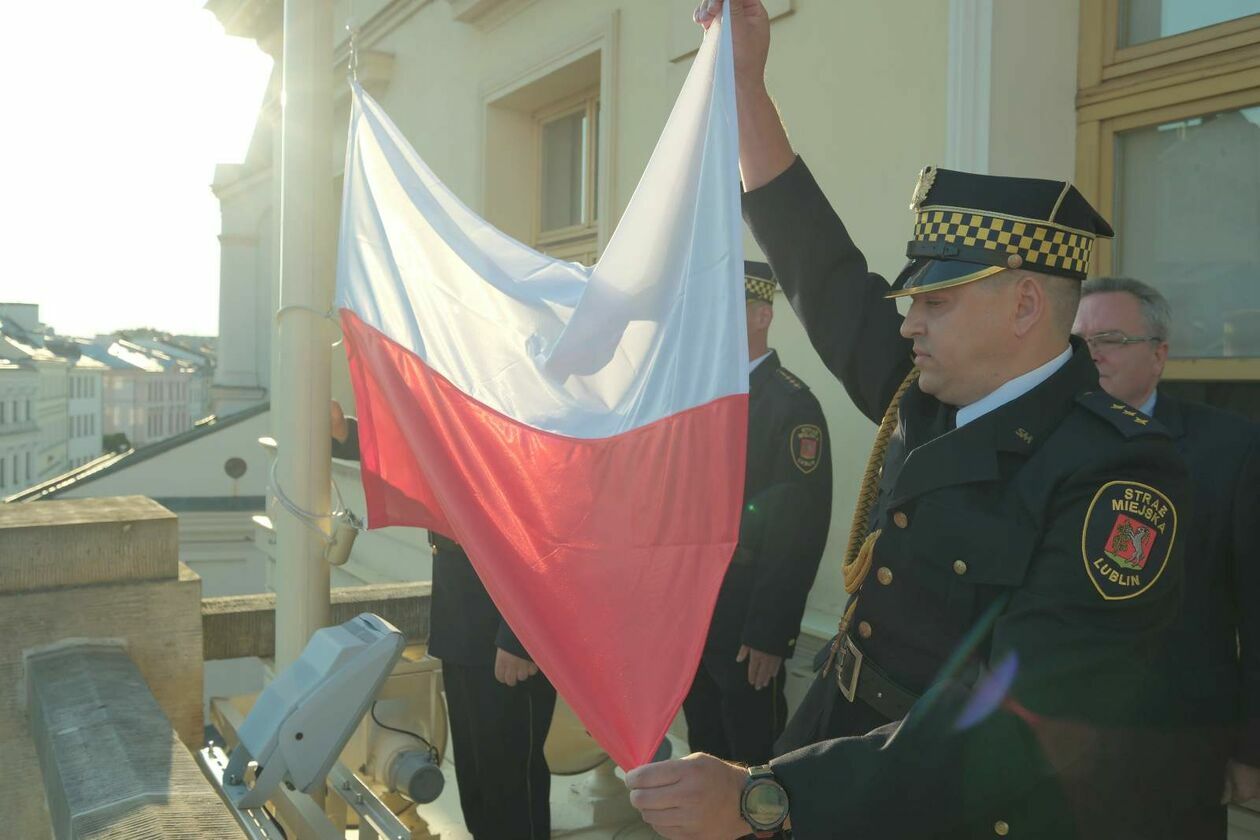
[1078, 2, 1260, 379]
[0, 402, 5, 424]
[535, 90, 601, 264]
[25, 452, 30, 479]
[1119, 0, 1260, 47]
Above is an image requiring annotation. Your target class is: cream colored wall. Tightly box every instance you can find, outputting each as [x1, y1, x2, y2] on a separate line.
[988, 0, 1079, 180]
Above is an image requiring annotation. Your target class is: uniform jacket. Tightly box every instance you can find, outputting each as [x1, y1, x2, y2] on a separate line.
[1154, 392, 1260, 764]
[706, 350, 832, 659]
[332, 419, 529, 667]
[745, 158, 1193, 839]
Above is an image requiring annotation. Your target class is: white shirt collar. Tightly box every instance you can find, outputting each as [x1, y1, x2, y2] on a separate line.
[1138, 391, 1157, 417]
[954, 346, 1073, 429]
[749, 351, 773, 373]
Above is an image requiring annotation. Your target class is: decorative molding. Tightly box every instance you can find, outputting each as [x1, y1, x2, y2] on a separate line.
[945, 0, 993, 173]
[447, 0, 534, 26]
[479, 11, 621, 249]
[448, 0, 507, 22]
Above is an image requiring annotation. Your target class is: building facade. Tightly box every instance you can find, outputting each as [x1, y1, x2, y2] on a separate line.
[67, 358, 105, 469]
[0, 361, 39, 495]
[208, 5, 1260, 829]
[0, 336, 71, 483]
[78, 338, 212, 448]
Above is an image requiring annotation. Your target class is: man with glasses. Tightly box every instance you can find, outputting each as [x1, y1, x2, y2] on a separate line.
[1075, 276, 1260, 830]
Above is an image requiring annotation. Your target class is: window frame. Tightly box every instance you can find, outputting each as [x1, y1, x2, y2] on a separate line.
[1078, 2, 1260, 380]
[533, 87, 601, 256]
[1086, 1, 1260, 83]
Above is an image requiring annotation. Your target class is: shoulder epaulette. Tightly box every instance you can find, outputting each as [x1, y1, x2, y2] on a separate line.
[1075, 391, 1169, 439]
[774, 366, 809, 393]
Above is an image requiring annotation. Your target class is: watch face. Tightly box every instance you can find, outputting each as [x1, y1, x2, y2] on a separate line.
[744, 779, 789, 829]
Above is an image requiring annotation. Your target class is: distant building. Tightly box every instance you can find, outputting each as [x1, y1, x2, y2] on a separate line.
[67, 353, 106, 469]
[0, 334, 70, 483]
[77, 338, 211, 448]
[0, 357, 39, 495]
[0, 303, 44, 335]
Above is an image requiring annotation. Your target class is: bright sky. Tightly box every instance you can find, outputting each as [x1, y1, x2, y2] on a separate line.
[0, 1, 272, 339]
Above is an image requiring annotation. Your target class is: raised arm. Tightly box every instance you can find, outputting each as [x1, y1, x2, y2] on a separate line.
[699, 0, 911, 421]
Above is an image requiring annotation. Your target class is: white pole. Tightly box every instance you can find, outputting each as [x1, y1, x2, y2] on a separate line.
[274, 0, 334, 669]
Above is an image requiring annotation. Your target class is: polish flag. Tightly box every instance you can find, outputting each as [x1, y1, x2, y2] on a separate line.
[335, 6, 744, 768]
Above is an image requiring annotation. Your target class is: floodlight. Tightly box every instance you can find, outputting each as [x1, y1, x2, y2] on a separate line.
[223, 613, 404, 808]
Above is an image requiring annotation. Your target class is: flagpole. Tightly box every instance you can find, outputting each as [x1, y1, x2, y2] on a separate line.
[273, 0, 335, 669]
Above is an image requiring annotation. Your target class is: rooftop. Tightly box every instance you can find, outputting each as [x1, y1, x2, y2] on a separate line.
[3, 402, 269, 503]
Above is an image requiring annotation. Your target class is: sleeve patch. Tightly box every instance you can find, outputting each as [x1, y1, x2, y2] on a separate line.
[790, 424, 823, 473]
[1081, 481, 1177, 601]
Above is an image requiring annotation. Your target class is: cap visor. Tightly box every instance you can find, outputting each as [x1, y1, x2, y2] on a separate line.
[887, 259, 1005, 299]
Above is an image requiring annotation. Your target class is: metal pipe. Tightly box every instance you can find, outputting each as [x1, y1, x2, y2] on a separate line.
[274, 0, 335, 668]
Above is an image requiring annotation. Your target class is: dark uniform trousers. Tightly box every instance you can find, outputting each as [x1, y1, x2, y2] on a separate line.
[334, 425, 555, 840]
[744, 158, 1207, 839]
[683, 351, 832, 766]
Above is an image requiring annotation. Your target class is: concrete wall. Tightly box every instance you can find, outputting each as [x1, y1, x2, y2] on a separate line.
[0, 497, 205, 837]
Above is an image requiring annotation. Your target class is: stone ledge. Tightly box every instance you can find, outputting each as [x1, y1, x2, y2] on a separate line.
[203, 581, 432, 661]
[0, 496, 177, 593]
[26, 642, 242, 838]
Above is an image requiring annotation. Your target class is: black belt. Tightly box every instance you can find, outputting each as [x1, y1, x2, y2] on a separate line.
[834, 634, 919, 721]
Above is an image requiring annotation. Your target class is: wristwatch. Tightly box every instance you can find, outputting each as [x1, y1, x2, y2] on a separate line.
[740, 764, 789, 837]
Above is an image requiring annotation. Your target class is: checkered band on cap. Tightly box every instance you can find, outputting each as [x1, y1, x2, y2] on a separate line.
[913, 209, 1095, 276]
[745, 276, 776, 303]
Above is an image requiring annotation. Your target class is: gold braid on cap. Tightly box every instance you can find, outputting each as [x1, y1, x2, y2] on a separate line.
[822, 367, 919, 676]
[745, 276, 776, 304]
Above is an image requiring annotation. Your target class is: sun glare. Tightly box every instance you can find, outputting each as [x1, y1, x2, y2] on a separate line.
[0, 0, 273, 338]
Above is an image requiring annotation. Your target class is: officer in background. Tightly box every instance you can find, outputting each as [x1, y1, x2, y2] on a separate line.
[682, 261, 832, 766]
[331, 408, 555, 840]
[1074, 276, 1260, 829]
[626, 4, 1195, 838]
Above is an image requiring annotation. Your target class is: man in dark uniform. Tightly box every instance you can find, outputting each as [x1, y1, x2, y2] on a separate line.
[625, 3, 1196, 838]
[682, 261, 832, 766]
[1075, 276, 1260, 830]
[331, 404, 555, 840]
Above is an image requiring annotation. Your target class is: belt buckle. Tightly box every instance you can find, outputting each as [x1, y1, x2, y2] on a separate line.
[835, 635, 864, 703]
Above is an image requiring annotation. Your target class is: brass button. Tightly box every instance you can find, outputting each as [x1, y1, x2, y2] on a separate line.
[953, 559, 968, 576]
[430, 544, 439, 556]
[892, 511, 909, 529]
[995, 820, 1010, 836]
[857, 621, 873, 639]
[876, 566, 893, 585]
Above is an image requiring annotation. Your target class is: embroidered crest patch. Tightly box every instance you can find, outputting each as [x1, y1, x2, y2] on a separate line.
[1081, 481, 1177, 600]
[790, 424, 823, 474]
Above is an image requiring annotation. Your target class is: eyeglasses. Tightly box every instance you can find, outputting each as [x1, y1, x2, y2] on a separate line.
[1077, 331, 1163, 350]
